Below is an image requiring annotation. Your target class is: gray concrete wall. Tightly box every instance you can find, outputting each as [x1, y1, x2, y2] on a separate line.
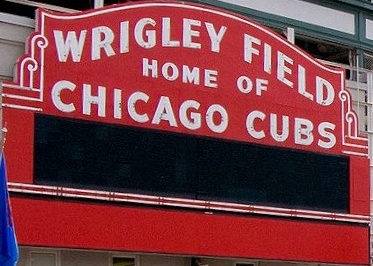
[0, 12, 34, 80]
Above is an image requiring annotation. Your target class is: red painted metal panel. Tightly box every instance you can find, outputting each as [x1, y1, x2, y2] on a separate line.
[12, 197, 369, 264]
[350, 156, 370, 215]
[3, 108, 34, 184]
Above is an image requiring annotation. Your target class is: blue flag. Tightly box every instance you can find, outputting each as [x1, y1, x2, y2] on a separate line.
[0, 155, 18, 266]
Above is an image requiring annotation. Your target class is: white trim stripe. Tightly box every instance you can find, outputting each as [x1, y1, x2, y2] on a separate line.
[8, 182, 370, 224]
[2, 103, 42, 111]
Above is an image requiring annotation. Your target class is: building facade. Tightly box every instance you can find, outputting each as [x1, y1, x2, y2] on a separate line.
[0, 0, 372, 265]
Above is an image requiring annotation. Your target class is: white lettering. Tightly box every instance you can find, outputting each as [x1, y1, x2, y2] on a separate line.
[244, 34, 260, 63]
[120, 21, 129, 53]
[205, 22, 227, 53]
[135, 18, 156, 48]
[54, 30, 87, 62]
[143, 58, 217, 87]
[162, 18, 180, 47]
[318, 122, 336, 148]
[182, 65, 200, 85]
[237, 76, 253, 94]
[127, 91, 150, 123]
[246, 110, 265, 139]
[183, 19, 201, 49]
[179, 100, 201, 130]
[298, 65, 313, 100]
[142, 58, 158, 78]
[206, 104, 228, 133]
[264, 43, 272, 74]
[255, 79, 268, 96]
[277, 51, 293, 88]
[92, 26, 115, 60]
[316, 77, 335, 106]
[83, 84, 106, 117]
[114, 89, 122, 119]
[294, 117, 313, 146]
[204, 69, 218, 88]
[51, 80, 76, 112]
[237, 76, 268, 96]
[162, 62, 179, 81]
[270, 113, 289, 142]
[152, 96, 178, 127]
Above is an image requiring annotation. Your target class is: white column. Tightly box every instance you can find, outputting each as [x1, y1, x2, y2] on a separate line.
[94, 0, 104, 9]
[286, 27, 295, 44]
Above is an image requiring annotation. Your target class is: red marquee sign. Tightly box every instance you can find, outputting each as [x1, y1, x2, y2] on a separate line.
[2, 1, 368, 156]
[2, 2, 371, 264]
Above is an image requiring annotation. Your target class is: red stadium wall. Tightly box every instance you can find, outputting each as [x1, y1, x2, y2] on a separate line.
[11, 197, 370, 265]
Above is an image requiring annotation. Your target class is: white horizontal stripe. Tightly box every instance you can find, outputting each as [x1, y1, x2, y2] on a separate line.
[2, 103, 42, 111]
[8, 182, 370, 224]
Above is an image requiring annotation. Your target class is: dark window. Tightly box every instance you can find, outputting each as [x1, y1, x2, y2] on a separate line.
[104, 0, 139, 6]
[295, 37, 352, 65]
[0, 1, 94, 19]
[34, 115, 349, 212]
[0, 1, 36, 19]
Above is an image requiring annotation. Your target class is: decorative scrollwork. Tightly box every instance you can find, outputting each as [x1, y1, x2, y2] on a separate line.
[19, 57, 38, 88]
[338, 88, 368, 156]
[31, 34, 49, 57]
[339, 90, 349, 103]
